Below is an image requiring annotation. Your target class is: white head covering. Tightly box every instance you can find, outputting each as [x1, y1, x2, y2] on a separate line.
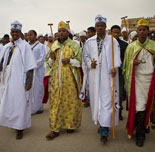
[38, 33, 43, 38]
[95, 14, 107, 25]
[70, 30, 75, 36]
[48, 33, 52, 37]
[11, 20, 22, 31]
[79, 31, 86, 37]
[122, 27, 129, 33]
[130, 31, 137, 40]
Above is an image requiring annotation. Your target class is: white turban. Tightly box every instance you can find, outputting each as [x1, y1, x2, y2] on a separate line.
[95, 14, 107, 24]
[130, 31, 137, 40]
[11, 20, 22, 31]
[38, 33, 43, 38]
[70, 30, 75, 36]
[48, 33, 52, 37]
[79, 31, 86, 37]
[122, 27, 129, 33]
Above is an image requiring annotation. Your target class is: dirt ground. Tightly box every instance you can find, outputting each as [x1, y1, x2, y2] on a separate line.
[0, 103, 155, 152]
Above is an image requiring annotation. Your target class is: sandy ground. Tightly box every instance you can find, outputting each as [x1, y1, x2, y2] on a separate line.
[0, 103, 155, 152]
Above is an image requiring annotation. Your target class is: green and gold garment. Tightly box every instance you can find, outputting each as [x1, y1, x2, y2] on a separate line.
[123, 38, 155, 101]
[49, 38, 82, 131]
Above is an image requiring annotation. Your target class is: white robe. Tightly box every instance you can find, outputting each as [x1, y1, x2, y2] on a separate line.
[0, 38, 37, 130]
[0, 44, 3, 53]
[135, 49, 154, 112]
[30, 41, 46, 114]
[83, 34, 121, 127]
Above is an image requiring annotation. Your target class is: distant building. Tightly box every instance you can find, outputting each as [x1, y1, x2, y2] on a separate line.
[121, 15, 155, 31]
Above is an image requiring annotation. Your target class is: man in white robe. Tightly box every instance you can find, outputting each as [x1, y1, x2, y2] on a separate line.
[0, 43, 3, 52]
[83, 15, 121, 143]
[0, 21, 37, 139]
[121, 27, 132, 43]
[27, 30, 46, 114]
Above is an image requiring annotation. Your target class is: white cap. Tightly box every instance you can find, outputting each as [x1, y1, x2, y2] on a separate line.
[38, 33, 43, 38]
[95, 14, 107, 24]
[79, 31, 86, 37]
[48, 33, 52, 37]
[70, 30, 75, 36]
[11, 20, 22, 31]
[122, 27, 129, 33]
[130, 31, 137, 40]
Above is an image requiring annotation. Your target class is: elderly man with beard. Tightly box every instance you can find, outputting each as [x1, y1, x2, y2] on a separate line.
[46, 21, 82, 140]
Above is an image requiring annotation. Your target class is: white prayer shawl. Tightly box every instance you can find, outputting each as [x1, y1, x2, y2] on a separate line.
[30, 41, 46, 114]
[0, 38, 37, 130]
[83, 34, 121, 127]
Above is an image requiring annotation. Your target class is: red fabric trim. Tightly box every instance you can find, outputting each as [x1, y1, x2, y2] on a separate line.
[126, 64, 136, 136]
[42, 76, 50, 104]
[126, 98, 129, 111]
[126, 50, 141, 136]
[126, 50, 155, 136]
[69, 67, 79, 98]
[145, 70, 155, 126]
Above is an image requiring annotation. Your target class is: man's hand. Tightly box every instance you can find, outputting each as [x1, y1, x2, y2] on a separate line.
[133, 59, 141, 66]
[25, 85, 32, 91]
[50, 51, 56, 60]
[62, 58, 70, 65]
[91, 60, 97, 69]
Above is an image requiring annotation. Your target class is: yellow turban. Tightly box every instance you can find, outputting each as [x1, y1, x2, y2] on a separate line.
[137, 19, 149, 27]
[58, 21, 70, 31]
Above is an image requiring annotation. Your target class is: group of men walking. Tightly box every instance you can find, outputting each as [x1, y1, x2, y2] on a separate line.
[0, 14, 154, 148]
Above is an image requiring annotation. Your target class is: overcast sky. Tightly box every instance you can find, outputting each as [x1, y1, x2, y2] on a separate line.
[0, 0, 155, 37]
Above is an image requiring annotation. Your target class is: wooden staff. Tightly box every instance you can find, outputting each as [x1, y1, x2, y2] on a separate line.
[66, 21, 70, 30]
[121, 16, 130, 43]
[111, 35, 115, 138]
[48, 23, 54, 42]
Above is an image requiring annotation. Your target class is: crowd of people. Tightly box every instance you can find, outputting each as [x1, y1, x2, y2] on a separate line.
[0, 14, 155, 148]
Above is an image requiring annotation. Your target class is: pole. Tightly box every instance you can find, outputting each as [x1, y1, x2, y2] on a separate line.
[111, 35, 115, 138]
[66, 21, 70, 30]
[121, 16, 130, 43]
[48, 23, 54, 42]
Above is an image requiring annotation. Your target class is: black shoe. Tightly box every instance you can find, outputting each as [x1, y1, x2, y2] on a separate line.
[66, 129, 75, 133]
[145, 126, 150, 134]
[119, 115, 123, 120]
[36, 110, 44, 114]
[84, 102, 90, 108]
[46, 131, 59, 140]
[119, 111, 123, 120]
[16, 130, 23, 140]
[100, 136, 108, 144]
[136, 138, 144, 147]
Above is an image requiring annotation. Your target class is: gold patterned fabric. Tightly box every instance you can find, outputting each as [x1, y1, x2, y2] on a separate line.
[58, 21, 70, 32]
[49, 38, 82, 131]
